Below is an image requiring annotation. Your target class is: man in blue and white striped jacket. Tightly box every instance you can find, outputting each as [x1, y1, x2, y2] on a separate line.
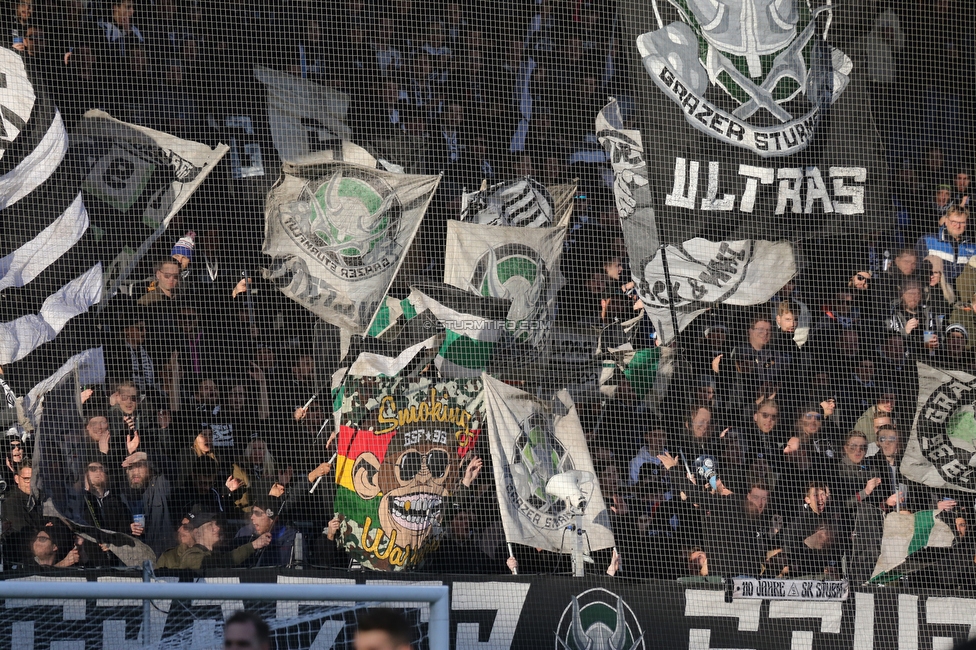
[917, 206, 976, 283]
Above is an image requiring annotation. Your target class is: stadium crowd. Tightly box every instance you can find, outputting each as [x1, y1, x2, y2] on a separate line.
[1, 0, 976, 586]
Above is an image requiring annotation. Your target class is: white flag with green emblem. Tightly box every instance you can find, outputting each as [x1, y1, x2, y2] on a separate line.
[263, 157, 440, 333]
[483, 373, 615, 553]
[440, 220, 565, 377]
[903, 362, 976, 492]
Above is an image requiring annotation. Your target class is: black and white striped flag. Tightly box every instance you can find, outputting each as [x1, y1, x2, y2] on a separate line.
[460, 177, 574, 228]
[0, 48, 104, 417]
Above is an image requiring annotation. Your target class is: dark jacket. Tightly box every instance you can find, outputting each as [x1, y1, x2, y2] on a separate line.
[123, 474, 174, 557]
[1, 488, 44, 563]
[783, 505, 849, 577]
[233, 523, 297, 568]
[706, 497, 784, 578]
[82, 490, 133, 534]
[834, 456, 886, 511]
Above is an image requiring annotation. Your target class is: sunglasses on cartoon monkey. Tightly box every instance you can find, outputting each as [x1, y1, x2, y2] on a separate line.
[396, 450, 450, 480]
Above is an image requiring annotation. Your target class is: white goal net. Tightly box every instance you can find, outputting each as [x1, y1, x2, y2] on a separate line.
[0, 579, 449, 650]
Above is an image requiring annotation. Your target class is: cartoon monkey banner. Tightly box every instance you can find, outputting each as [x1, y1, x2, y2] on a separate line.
[333, 374, 483, 571]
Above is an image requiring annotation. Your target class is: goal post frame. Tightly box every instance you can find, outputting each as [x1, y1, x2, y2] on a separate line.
[0, 581, 451, 650]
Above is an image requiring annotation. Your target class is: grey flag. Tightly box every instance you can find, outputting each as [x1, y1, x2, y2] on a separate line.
[263, 157, 440, 333]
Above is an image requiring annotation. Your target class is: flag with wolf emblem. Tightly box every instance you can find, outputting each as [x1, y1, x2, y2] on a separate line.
[440, 220, 565, 376]
[617, 0, 889, 243]
[483, 374, 615, 553]
[597, 100, 796, 343]
[72, 110, 228, 296]
[333, 374, 482, 571]
[263, 157, 440, 333]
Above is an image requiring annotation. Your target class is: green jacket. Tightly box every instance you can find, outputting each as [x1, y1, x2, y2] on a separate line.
[155, 544, 191, 569]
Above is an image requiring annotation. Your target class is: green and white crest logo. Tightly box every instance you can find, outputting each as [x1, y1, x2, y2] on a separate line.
[556, 588, 645, 650]
[468, 243, 551, 348]
[289, 168, 403, 279]
[638, 0, 852, 157]
[509, 412, 581, 528]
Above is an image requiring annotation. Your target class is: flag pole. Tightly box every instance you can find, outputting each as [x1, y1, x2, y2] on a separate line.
[309, 453, 337, 494]
[658, 244, 681, 344]
[507, 543, 518, 575]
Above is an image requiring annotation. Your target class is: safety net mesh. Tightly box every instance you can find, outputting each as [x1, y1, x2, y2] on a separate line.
[1, 0, 975, 648]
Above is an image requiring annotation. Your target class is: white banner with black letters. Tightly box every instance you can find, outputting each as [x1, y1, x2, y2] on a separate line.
[732, 578, 849, 601]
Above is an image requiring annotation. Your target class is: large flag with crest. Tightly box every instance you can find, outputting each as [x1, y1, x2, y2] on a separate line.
[483, 374, 615, 553]
[333, 374, 482, 571]
[617, 0, 889, 243]
[439, 220, 565, 376]
[597, 99, 796, 343]
[263, 158, 440, 333]
[903, 363, 976, 492]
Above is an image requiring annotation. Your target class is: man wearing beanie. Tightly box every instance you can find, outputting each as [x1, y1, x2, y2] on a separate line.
[171, 231, 196, 275]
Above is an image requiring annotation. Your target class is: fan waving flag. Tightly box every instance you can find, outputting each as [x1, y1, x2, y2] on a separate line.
[617, 0, 890, 242]
[483, 374, 615, 553]
[263, 157, 441, 334]
[72, 110, 228, 297]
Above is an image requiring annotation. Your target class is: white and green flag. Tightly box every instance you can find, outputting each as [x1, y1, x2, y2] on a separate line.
[441, 220, 565, 377]
[903, 363, 976, 492]
[483, 373, 615, 553]
[871, 510, 955, 582]
[263, 157, 440, 333]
